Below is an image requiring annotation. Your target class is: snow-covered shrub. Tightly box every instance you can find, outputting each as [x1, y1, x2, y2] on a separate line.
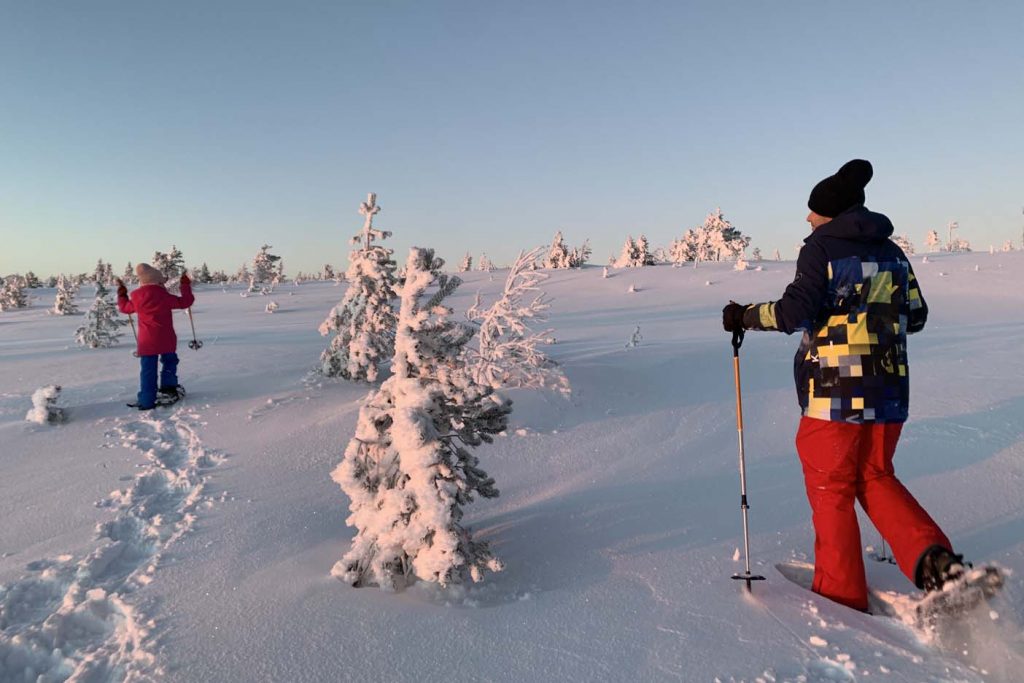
[734, 254, 748, 271]
[625, 325, 642, 349]
[948, 237, 971, 253]
[752, 247, 762, 262]
[627, 283, 638, 293]
[51, 275, 79, 315]
[26, 385, 65, 425]
[459, 252, 473, 272]
[466, 247, 569, 396]
[0, 278, 29, 311]
[1002, 240, 1014, 252]
[319, 193, 398, 381]
[75, 282, 126, 348]
[925, 230, 942, 252]
[602, 266, 609, 278]
[265, 301, 279, 313]
[332, 247, 511, 590]
[772, 249, 781, 261]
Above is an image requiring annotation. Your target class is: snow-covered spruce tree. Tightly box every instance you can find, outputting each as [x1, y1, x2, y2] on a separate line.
[75, 282, 126, 348]
[925, 230, 942, 252]
[459, 252, 473, 272]
[702, 207, 749, 261]
[0, 278, 28, 311]
[773, 248, 782, 261]
[948, 237, 971, 253]
[478, 253, 493, 272]
[25, 385, 65, 425]
[544, 231, 572, 269]
[51, 275, 79, 315]
[252, 244, 282, 285]
[322, 263, 335, 280]
[466, 247, 569, 396]
[24, 271, 41, 288]
[563, 239, 589, 268]
[636, 235, 657, 266]
[614, 236, 638, 268]
[123, 262, 135, 284]
[318, 193, 398, 381]
[752, 247, 762, 262]
[332, 247, 511, 590]
[196, 262, 213, 284]
[892, 234, 915, 256]
[152, 246, 185, 282]
[45, 275, 58, 287]
[1003, 240, 1015, 252]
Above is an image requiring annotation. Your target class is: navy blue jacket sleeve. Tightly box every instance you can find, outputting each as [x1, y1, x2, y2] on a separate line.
[742, 240, 828, 334]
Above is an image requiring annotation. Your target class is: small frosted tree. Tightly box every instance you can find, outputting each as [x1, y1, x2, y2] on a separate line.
[24, 271, 41, 288]
[773, 248, 782, 261]
[544, 231, 572, 269]
[322, 264, 335, 280]
[567, 239, 591, 268]
[0, 278, 28, 310]
[51, 275, 79, 315]
[196, 263, 213, 284]
[478, 253, 493, 272]
[122, 262, 135, 284]
[332, 247, 511, 590]
[75, 282, 126, 348]
[1002, 240, 1015, 252]
[466, 247, 570, 396]
[459, 252, 473, 272]
[892, 234, 915, 256]
[925, 230, 942, 253]
[752, 247, 762, 262]
[152, 246, 185, 282]
[614, 236, 639, 268]
[252, 244, 282, 285]
[319, 193, 398, 381]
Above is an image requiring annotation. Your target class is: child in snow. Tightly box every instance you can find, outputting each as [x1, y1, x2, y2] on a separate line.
[117, 263, 194, 410]
[722, 159, 962, 612]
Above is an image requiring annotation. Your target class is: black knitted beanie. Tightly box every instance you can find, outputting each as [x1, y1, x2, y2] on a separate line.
[808, 159, 873, 218]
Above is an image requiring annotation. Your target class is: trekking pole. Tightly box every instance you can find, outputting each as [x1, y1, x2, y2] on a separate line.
[187, 308, 203, 350]
[127, 314, 139, 358]
[730, 327, 765, 592]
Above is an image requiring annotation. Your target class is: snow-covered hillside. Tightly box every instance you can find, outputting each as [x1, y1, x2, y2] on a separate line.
[2, 252, 1023, 682]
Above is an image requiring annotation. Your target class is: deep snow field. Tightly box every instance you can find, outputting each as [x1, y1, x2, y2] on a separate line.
[2, 251, 1024, 683]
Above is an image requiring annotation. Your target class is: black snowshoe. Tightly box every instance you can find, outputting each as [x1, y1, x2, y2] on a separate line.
[914, 545, 1004, 624]
[127, 385, 186, 410]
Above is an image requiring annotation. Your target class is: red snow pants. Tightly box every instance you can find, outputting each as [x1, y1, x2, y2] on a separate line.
[795, 416, 952, 611]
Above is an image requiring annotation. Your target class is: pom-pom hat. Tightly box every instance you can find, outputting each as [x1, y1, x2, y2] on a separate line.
[808, 159, 873, 218]
[135, 263, 167, 285]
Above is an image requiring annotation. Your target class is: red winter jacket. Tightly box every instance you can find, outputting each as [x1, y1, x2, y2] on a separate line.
[117, 282, 195, 356]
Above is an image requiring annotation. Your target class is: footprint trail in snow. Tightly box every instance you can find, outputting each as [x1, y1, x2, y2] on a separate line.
[0, 409, 222, 682]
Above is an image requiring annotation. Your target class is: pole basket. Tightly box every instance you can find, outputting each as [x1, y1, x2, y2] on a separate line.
[731, 572, 767, 592]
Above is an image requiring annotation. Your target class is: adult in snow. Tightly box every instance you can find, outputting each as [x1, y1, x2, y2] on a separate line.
[117, 263, 194, 410]
[721, 159, 962, 611]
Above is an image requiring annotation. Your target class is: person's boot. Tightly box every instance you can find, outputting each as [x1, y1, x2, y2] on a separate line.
[915, 545, 967, 592]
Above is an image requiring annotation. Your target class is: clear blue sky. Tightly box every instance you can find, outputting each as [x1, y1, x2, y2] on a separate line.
[3, 1, 1022, 276]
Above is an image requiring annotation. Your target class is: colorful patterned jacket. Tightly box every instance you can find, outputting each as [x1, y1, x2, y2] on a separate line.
[741, 206, 927, 423]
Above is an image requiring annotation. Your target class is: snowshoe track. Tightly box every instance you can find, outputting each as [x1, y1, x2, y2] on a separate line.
[0, 409, 221, 682]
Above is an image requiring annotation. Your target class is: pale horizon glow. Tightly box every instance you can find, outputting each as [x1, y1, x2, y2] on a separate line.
[2, 2, 1023, 277]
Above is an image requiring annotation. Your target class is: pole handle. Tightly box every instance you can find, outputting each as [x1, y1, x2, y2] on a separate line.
[732, 328, 744, 354]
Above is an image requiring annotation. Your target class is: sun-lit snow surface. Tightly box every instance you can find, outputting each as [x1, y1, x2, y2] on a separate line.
[2, 251, 1023, 682]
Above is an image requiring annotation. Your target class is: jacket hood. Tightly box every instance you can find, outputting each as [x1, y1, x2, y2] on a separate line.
[806, 205, 894, 244]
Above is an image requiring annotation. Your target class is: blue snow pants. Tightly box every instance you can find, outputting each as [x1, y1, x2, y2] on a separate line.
[138, 352, 179, 408]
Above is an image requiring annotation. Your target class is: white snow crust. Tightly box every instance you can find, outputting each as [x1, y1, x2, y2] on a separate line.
[2, 251, 1023, 682]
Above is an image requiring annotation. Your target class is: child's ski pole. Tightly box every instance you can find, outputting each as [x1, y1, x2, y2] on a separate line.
[127, 314, 139, 358]
[187, 308, 203, 350]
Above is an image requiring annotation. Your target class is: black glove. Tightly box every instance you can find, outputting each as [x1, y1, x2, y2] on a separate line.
[116, 279, 128, 298]
[722, 302, 748, 332]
